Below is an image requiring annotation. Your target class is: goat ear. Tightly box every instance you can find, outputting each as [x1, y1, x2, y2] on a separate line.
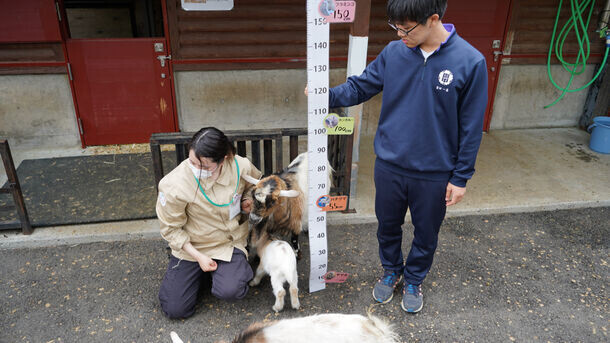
[242, 174, 261, 185]
[279, 190, 300, 198]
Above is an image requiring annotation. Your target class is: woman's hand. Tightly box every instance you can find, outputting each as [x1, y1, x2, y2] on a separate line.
[182, 242, 217, 272]
[240, 198, 253, 214]
[197, 254, 218, 272]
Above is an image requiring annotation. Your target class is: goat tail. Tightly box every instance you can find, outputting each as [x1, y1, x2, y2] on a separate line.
[364, 309, 400, 343]
[170, 331, 184, 343]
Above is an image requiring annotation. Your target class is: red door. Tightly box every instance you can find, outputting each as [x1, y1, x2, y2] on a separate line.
[57, 0, 177, 146]
[66, 38, 176, 145]
[444, 0, 512, 131]
[65, 38, 176, 145]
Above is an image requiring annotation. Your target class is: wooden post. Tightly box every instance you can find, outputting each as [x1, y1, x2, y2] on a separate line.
[345, 0, 371, 205]
[0, 140, 33, 234]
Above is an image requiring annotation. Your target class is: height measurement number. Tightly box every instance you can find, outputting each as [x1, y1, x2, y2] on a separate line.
[312, 87, 327, 94]
[314, 18, 327, 25]
[313, 108, 327, 115]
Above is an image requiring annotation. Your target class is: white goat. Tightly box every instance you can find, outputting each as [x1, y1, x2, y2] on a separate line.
[248, 239, 300, 312]
[170, 313, 399, 343]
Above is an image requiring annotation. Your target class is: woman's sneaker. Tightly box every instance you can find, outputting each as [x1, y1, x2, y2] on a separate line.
[401, 283, 423, 313]
[372, 270, 402, 304]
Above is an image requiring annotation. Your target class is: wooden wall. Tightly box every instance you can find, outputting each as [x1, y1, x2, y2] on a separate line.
[168, 0, 393, 71]
[0, 0, 65, 74]
[503, 0, 607, 64]
[2, 0, 607, 74]
[168, 0, 608, 70]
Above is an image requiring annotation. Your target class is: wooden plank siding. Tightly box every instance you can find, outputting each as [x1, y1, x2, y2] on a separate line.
[168, 0, 393, 71]
[0, 0, 66, 75]
[0, 43, 66, 75]
[503, 0, 607, 65]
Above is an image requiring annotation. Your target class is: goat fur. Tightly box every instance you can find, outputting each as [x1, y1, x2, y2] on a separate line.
[248, 239, 299, 312]
[170, 313, 399, 343]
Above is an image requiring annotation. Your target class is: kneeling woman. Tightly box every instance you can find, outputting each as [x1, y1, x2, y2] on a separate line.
[156, 127, 261, 319]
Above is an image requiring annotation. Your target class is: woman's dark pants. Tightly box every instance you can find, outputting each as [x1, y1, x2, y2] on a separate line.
[158, 248, 253, 319]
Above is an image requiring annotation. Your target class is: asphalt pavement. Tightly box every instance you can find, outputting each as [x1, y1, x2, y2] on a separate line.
[1, 207, 608, 343]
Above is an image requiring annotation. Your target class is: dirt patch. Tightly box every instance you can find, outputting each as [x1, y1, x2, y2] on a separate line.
[86, 143, 175, 155]
[564, 143, 600, 162]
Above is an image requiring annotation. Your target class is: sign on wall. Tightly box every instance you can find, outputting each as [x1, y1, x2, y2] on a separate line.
[181, 0, 234, 11]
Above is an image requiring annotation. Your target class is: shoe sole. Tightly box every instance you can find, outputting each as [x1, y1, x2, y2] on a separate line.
[372, 275, 402, 304]
[401, 297, 423, 313]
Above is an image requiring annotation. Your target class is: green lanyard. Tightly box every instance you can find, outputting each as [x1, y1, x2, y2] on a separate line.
[193, 158, 240, 207]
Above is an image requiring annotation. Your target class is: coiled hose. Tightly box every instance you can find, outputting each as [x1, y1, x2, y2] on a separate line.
[545, 0, 610, 108]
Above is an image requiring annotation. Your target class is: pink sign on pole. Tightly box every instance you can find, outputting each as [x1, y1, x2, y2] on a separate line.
[319, 0, 356, 23]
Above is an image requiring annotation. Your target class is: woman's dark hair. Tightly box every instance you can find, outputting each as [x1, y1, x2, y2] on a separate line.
[188, 127, 235, 164]
[387, 0, 448, 24]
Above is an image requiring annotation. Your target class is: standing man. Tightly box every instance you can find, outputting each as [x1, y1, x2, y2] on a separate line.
[329, 0, 488, 313]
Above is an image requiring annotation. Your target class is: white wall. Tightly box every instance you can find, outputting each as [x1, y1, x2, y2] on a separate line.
[174, 69, 351, 132]
[0, 74, 80, 148]
[490, 64, 596, 130]
[0, 64, 598, 152]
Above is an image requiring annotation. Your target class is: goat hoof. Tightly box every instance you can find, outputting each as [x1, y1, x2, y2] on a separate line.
[249, 280, 259, 287]
[272, 305, 283, 313]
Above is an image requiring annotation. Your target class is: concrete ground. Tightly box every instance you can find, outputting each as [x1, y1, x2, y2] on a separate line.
[350, 128, 610, 217]
[0, 207, 608, 342]
[0, 127, 609, 342]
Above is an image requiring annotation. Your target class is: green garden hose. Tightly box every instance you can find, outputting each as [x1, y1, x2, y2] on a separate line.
[545, 0, 610, 108]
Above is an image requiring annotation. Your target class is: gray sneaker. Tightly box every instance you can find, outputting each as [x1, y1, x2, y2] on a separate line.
[372, 270, 402, 304]
[401, 283, 423, 313]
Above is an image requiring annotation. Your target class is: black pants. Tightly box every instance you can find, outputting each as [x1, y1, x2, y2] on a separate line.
[158, 248, 253, 319]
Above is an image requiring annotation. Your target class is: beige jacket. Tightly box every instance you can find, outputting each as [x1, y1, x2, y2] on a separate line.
[156, 155, 261, 262]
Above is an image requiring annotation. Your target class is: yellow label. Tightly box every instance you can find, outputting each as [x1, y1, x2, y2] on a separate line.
[324, 113, 354, 135]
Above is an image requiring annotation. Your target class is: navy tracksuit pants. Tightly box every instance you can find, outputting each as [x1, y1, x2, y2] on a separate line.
[374, 159, 448, 286]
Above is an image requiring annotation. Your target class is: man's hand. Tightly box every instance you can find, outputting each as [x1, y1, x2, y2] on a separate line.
[240, 198, 253, 214]
[304, 86, 308, 96]
[197, 254, 218, 272]
[445, 182, 466, 206]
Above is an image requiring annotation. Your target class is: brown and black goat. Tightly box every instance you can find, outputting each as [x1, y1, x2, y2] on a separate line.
[241, 153, 307, 256]
[241, 152, 331, 257]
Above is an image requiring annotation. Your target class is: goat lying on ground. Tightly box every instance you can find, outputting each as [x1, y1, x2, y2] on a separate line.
[242, 152, 331, 256]
[169, 313, 399, 343]
[248, 239, 299, 312]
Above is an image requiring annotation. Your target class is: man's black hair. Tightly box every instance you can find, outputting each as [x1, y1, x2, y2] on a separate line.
[387, 0, 448, 24]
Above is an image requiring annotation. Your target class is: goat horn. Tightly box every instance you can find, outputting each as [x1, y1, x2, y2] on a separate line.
[279, 190, 300, 198]
[242, 174, 261, 185]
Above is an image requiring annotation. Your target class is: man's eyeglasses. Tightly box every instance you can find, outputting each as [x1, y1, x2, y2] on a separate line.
[387, 21, 420, 36]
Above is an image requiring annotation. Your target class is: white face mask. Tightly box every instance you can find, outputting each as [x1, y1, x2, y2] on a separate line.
[189, 160, 217, 179]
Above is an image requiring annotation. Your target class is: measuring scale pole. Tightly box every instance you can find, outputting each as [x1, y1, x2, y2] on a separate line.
[306, 0, 330, 293]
